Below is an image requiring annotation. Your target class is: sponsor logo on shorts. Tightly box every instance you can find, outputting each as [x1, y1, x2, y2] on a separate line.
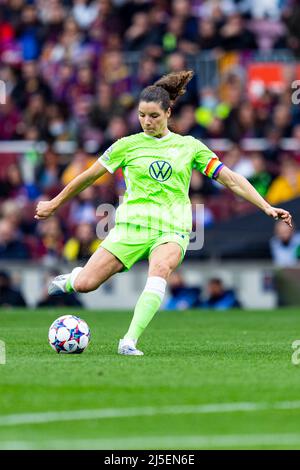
[149, 160, 172, 182]
[175, 232, 186, 239]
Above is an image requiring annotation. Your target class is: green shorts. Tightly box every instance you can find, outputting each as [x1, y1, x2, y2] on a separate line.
[100, 223, 190, 271]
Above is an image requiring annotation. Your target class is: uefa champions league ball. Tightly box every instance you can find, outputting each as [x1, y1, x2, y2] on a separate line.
[48, 315, 91, 354]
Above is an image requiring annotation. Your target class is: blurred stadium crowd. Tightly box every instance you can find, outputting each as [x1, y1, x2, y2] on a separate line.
[1, 0, 300, 267]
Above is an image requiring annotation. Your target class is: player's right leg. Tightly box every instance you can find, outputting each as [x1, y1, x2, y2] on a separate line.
[48, 247, 124, 295]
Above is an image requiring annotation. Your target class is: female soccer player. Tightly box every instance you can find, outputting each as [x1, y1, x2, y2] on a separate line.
[35, 71, 292, 356]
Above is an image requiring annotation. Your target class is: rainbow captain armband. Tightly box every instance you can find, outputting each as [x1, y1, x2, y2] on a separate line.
[204, 157, 224, 179]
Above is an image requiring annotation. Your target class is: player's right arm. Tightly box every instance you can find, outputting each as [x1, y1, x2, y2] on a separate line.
[35, 161, 107, 220]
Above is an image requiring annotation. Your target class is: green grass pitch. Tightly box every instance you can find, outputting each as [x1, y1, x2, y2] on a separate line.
[0, 308, 300, 450]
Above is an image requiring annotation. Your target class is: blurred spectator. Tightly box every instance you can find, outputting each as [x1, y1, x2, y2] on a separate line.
[47, 62, 74, 103]
[12, 60, 52, 109]
[266, 157, 300, 205]
[197, 18, 221, 52]
[175, 104, 203, 138]
[0, 66, 18, 98]
[48, 16, 84, 64]
[202, 278, 241, 310]
[101, 115, 129, 150]
[203, 116, 226, 139]
[270, 221, 300, 267]
[189, 169, 219, 198]
[61, 147, 113, 204]
[272, 103, 292, 138]
[89, 82, 124, 131]
[69, 64, 95, 104]
[0, 97, 22, 140]
[68, 186, 98, 226]
[246, 0, 285, 20]
[35, 146, 63, 192]
[223, 143, 255, 179]
[0, 198, 35, 236]
[161, 15, 185, 54]
[195, 86, 230, 135]
[0, 199, 23, 229]
[172, 0, 198, 41]
[225, 101, 259, 142]
[72, 0, 99, 31]
[0, 163, 39, 201]
[285, 2, 300, 57]
[292, 127, 300, 168]
[61, 148, 98, 185]
[16, 3, 45, 61]
[0, 270, 26, 307]
[91, 0, 122, 43]
[248, 152, 274, 197]
[0, 219, 29, 260]
[166, 51, 186, 73]
[63, 222, 101, 262]
[220, 71, 243, 110]
[254, 90, 273, 137]
[191, 194, 215, 228]
[219, 13, 258, 51]
[124, 11, 160, 51]
[164, 271, 201, 310]
[263, 128, 282, 173]
[37, 0, 67, 29]
[132, 56, 160, 97]
[101, 50, 132, 103]
[36, 216, 64, 264]
[196, 0, 236, 19]
[45, 103, 74, 142]
[37, 270, 82, 307]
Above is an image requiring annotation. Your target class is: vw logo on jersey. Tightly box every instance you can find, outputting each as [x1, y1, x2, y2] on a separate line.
[149, 160, 172, 182]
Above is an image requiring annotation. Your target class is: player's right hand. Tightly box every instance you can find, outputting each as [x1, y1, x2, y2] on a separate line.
[35, 201, 56, 220]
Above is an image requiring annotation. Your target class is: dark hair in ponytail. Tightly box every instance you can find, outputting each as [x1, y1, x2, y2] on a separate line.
[139, 70, 194, 111]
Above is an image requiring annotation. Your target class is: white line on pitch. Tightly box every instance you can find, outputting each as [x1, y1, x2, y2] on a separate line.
[1, 433, 300, 449]
[0, 400, 300, 427]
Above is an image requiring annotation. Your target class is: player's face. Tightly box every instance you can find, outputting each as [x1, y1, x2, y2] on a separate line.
[138, 101, 171, 138]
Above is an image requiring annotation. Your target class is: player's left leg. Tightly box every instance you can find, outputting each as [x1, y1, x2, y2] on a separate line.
[118, 242, 182, 356]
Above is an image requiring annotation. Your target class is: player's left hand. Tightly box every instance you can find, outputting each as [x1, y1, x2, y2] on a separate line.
[264, 206, 293, 227]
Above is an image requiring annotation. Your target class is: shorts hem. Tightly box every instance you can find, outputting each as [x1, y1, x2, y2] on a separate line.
[149, 239, 187, 265]
[100, 245, 130, 272]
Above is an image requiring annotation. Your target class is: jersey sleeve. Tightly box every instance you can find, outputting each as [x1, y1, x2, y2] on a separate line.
[98, 137, 128, 174]
[193, 138, 224, 179]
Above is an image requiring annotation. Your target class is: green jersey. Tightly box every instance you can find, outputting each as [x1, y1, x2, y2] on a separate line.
[98, 131, 223, 233]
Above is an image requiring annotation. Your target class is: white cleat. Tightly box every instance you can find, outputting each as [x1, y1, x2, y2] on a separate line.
[48, 274, 69, 296]
[118, 338, 144, 356]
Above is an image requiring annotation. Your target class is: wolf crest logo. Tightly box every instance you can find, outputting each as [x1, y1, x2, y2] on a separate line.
[149, 160, 172, 182]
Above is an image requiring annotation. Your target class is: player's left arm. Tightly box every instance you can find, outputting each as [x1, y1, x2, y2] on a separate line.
[216, 165, 293, 227]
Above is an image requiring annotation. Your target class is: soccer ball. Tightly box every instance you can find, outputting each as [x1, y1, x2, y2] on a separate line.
[48, 315, 91, 354]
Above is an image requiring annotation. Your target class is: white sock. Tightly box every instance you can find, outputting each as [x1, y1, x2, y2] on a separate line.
[123, 276, 167, 341]
[144, 276, 167, 301]
[69, 267, 83, 292]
